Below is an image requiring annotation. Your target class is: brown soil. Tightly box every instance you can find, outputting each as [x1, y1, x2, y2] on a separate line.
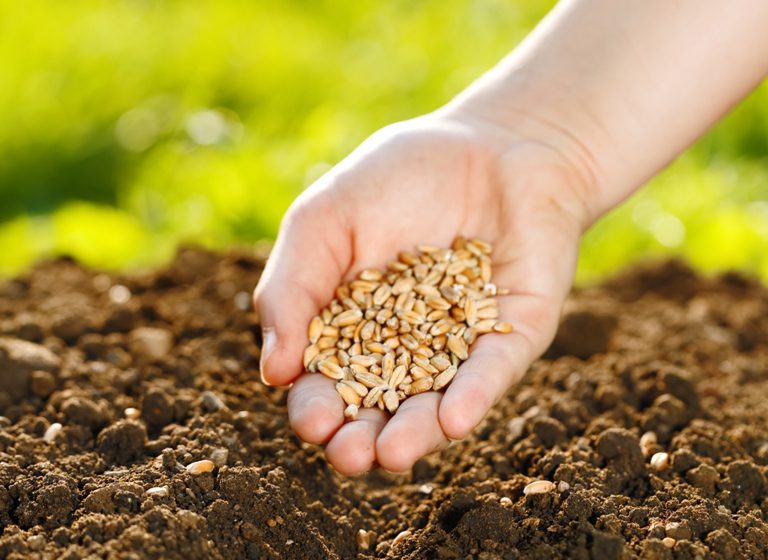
[0, 249, 767, 559]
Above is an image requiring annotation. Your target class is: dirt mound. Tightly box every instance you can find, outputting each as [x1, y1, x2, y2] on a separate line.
[0, 250, 767, 559]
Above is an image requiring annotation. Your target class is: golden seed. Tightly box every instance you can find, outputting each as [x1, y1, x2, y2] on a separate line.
[146, 486, 169, 497]
[335, 309, 363, 327]
[355, 371, 387, 389]
[303, 345, 320, 369]
[398, 251, 421, 266]
[359, 268, 383, 282]
[477, 306, 499, 320]
[341, 379, 369, 397]
[409, 365, 430, 380]
[400, 309, 426, 326]
[493, 322, 513, 334]
[336, 383, 363, 406]
[409, 377, 434, 394]
[350, 279, 379, 293]
[350, 354, 377, 368]
[463, 327, 478, 345]
[392, 530, 411, 547]
[43, 422, 63, 444]
[316, 336, 338, 350]
[364, 341, 388, 354]
[308, 316, 324, 343]
[464, 298, 478, 327]
[446, 335, 469, 360]
[373, 284, 392, 307]
[124, 407, 140, 420]
[499, 497, 512, 506]
[523, 480, 556, 495]
[433, 365, 458, 391]
[650, 452, 670, 470]
[383, 389, 399, 413]
[389, 364, 407, 389]
[475, 319, 497, 333]
[186, 460, 215, 475]
[321, 325, 340, 338]
[381, 352, 395, 380]
[469, 238, 493, 254]
[392, 276, 416, 295]
[318, 360, 344, 380]
[363, 386, 384, 408]
[430, 354, 452, 372]
[412, 355, 437, 374]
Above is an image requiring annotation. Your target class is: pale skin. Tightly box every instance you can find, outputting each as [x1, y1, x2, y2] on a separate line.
[254, 0, 768, 475]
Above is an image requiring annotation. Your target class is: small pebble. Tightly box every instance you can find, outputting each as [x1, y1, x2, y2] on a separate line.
[234, 291, 253, 311]
[146, 486, 169, 497]
[650, 452, 670, 470]
[417, 484, 433, 495]
[211, 448, 229, 467]
[392, 530, 411, 547]
[523, 480, 556, 495]
[557, 481, 570, 492]
[43, 422, 63, 443]
[267, 518, 277, 528]
[27, 535, 45, 551]
[108, 284, 132, 304]
[124, 407, 141, 420]
[201, 391, 226, 412]
[356, 529, 372, 550]
[186, 459, 215, 475]
[499, 497, 512, 506]
[507, 417, 526, 441]
[661, 536, 676, 548]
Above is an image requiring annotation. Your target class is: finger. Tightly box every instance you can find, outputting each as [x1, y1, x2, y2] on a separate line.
[254, 186, 351, 386]
[438, 293, 554, 440]
[325, 407, 388, 476]
[375, 392, 448, 473]
[287, 373, 345, 445]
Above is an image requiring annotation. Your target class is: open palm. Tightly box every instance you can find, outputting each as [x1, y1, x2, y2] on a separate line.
[254, 112, 589, 475]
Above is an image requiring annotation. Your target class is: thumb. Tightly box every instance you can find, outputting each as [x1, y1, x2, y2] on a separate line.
[254, 188, 351, 386]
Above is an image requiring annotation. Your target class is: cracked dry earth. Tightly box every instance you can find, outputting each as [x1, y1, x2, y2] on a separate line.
[0, 249, 767, 559]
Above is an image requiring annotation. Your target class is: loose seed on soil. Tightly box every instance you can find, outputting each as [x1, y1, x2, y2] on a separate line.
[186, 459, 215, 475]
[124, 407, 140, 420]
[523, 480, 556, 496]
[499, 497, 513, 506]
[661, 537, 676, 548]
[304, 238, 512, 415]
[43, 422, 62, 443]
[650, 452, 670, 470]
[146, 486, 169, 497]
[392, 530, 412, 547]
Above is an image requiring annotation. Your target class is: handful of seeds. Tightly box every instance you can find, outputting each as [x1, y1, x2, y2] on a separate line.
[303, 237, 512, 419]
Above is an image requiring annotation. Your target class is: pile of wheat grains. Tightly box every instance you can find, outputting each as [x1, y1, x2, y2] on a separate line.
[303, 237, 512, 419]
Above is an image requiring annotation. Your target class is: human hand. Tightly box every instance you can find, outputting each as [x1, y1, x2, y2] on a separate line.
[254, 109, 596, 475]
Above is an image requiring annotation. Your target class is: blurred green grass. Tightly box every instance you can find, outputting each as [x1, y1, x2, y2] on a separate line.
[1, 0, 767, 283]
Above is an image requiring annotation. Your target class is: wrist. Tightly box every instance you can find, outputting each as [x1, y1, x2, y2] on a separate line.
[438, 67, 621, 231]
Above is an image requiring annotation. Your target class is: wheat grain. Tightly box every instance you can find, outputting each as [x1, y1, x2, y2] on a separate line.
[302, 237, 512, 414]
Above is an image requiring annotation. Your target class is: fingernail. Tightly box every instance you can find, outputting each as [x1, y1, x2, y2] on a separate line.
[259, 328, 276, 386]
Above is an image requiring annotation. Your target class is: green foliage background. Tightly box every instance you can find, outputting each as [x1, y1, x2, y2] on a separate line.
[1, 1, 767, 282]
